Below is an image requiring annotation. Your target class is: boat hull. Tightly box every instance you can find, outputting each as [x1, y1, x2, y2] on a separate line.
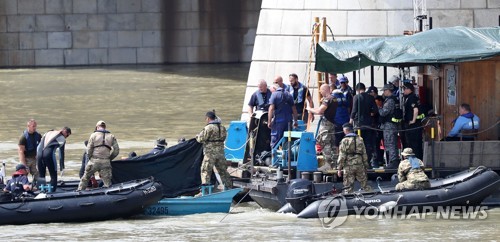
[0, 178, 163, 225]
[145, 188, 242, 216]
[297, 168, 500, 218]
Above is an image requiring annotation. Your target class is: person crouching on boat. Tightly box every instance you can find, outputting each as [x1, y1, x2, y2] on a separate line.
[3, 164, 33, 194]
[196, 111, 232, 191]
[36, 127, 71, 192]
[336, 123, 372, 193]
[78, 120, 119, 191]
[395, 148, 430, 191]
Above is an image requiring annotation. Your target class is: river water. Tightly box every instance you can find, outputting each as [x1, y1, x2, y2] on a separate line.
[0, 65, 498, 241]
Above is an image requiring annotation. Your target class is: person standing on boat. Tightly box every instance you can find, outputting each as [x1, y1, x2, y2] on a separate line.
[268, 81, 298, 149]
[196, 111, 232, 190]
[18, 119, 41, 182]
[36, 127, 71, 192]
[307, 84, 338, 172]
[332, 86, 352, 148]
[446, 103, 480, 141]
[328, 73, 340, 90]
[287, 73, 314, 122]
[378, 84, 401, 169]
[248, 79, 272, 116]
[272, 76, 288, 90]
[336, 123, 372, 193]
[350, 83, 378, 168]
[78, 121, 119, 191]
[402, 82, 424, 159]
[395, 148, 430, 190]
[148, 137, 168, 155]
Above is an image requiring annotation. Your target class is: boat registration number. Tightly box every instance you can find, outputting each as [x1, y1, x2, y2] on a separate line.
[145, 205, 169, 215]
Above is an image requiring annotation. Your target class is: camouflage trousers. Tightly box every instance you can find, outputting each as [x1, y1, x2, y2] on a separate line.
[78, 158, 112, 190]
[382, 125, 399, 163]
[201, 154, 232, 188]
[25, 157, 39, 181]
[317, 119, 336, 166]
[395, 180, 431, 191]
[342, 165, 372, 194]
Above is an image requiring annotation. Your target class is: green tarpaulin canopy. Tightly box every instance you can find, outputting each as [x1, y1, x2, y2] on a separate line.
[315, 26, 500, 74]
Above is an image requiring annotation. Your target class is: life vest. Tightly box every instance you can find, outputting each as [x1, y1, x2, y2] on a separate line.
[23, 130, 41, 153]
[93, 130, 113, 150]
[332, 90, 350, 125]
[288, 83, 305, 104]
[323, 96, 338, 124]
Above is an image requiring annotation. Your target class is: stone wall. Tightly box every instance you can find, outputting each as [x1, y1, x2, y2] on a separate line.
[242, 0, 500, 116]
[0, 0, 261, 67]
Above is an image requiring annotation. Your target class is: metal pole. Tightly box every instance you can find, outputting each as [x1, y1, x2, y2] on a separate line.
[352, 71, 357, 88]
[429, 17, 433, 30]
[370, 66, 375, 87]
[287, 122, 292, 182]
[383, 66, 387, 85]
[431, 118, 436, 178]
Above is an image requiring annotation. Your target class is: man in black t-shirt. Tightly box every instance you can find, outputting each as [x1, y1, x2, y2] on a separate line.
[18, 119, 42, 181]
[403, 82, 424, 159]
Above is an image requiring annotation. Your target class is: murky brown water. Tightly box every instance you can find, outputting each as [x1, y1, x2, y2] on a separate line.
[0, 65, 498, 240]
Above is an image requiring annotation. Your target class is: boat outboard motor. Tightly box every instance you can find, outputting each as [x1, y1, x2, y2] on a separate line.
[284, 179, 316, 213]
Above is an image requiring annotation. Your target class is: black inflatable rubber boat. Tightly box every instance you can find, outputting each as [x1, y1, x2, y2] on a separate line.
[0, 177, 163, 225]
[280, 166, 500, 218]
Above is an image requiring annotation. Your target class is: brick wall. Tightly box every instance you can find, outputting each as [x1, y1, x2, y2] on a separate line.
[0, 0, 261, 67]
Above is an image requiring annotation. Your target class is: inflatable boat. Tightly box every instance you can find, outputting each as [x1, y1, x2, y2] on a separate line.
[0, 177, 163, 225]
[280, 166, 500, 218]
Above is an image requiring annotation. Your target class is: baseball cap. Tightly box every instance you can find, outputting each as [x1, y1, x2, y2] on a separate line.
[403, 82, 414, 91]
[339, 76, 349, 83]
[16, 164, 28, 171]
[367, 86, 378, 94]
[389, 75, 400, 84]
[382, 84, 394, 91]
[96, 120, 106, 127]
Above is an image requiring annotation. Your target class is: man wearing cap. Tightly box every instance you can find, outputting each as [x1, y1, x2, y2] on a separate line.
[37, 127, 71, 192]
[18, 119, 42, 182]
[337, 123, 372, 193]
[196, 111, 232, 190]
[389, 75, 401, 101]
[148, 137, 168, 155]
[268, 81, 298, 149]
[3, 164, 32, 193]
[378, 84, 400, 168]
[350, 83, 377, 168]
[332, 81, 352, 148]
[78, 121, 119, 191]
[307, 84, 338, 172]
[248, 79, 272, 116]
[288, 73, 314, 122]
[395, 148, 430, 190]
[402, 82, 424, 159]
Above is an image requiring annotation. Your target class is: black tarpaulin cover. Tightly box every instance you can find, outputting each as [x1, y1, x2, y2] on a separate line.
[111, 138, 203, 197]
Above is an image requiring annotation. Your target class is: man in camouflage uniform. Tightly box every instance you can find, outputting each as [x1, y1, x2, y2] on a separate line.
[78, 120, 119, 190]
[196, 111, 232, 189]
[395, 148, 430, 190]
[378, 84, 400, 168]
[336, 123, 372, 193]
[307, 84, 338, 172]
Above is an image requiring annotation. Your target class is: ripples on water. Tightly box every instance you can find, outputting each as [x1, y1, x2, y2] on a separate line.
[0, 65, 498, 240]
